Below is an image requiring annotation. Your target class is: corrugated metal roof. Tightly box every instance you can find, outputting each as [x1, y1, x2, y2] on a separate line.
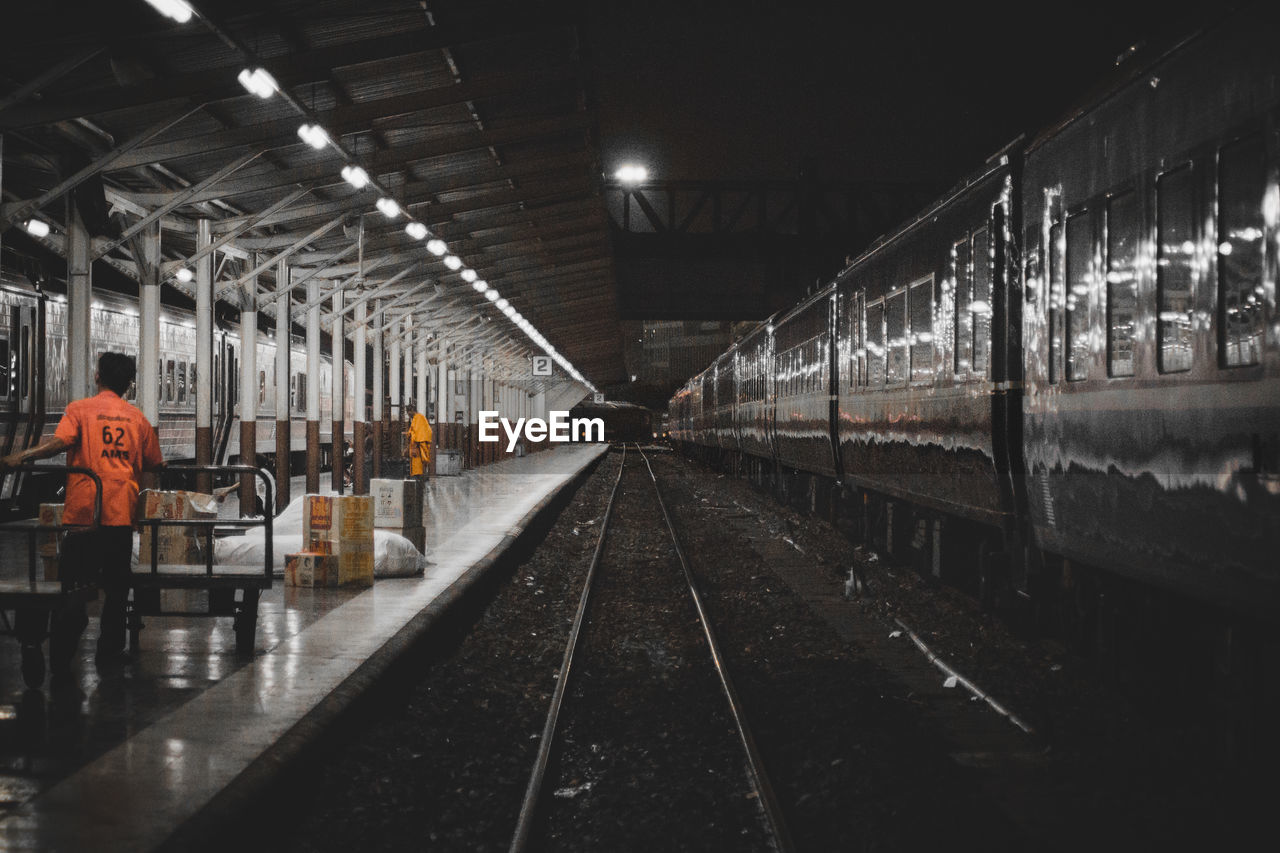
[0, 0, 625, 388]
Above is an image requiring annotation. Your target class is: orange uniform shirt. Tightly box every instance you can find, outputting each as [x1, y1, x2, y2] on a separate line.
[55, 390, 164, 526]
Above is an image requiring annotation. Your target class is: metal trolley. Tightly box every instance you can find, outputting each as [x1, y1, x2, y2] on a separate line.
[0, 465, 104, 687]
[132, 464, 273, 657]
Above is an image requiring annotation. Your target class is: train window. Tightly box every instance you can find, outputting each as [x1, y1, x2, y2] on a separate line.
[0, 339, 8, 400]
[866, 299, 885, 387]
[20, 326, 29, 400]
[849, 293, 864, 389]
[214, 353, 221, 405]
[1157, 165, 1195, 373]
[1065, 211, 1092, 381]
[1106, 191, 1139, 377]
[953, 238, 972, 375]
[1048, 221, 1064, 383]
[971, 227, 992, 378]
[187, 364, 195, 403]
[259, 370, 267, 406]
[177, 362, 187, 403]
[166, 359, 175, 403]
[296, 373, 307, 412]
[1217, 134, 1265, 368]
[4, 337, 15, 400]
[909, 277, 933, 383]
[886, 290, 907, 386]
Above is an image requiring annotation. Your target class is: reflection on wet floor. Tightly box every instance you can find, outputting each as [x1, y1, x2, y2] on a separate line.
[0, 445, 606, 845]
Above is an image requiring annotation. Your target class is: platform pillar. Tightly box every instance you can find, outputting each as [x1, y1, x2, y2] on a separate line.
[353, 297, 367, 494]
[331, 287, 344, 494]
[239, 261, 258, 513]
[306, 274, 320, 494]
[136, 222, 161, 490]
[195, 219, 214, 495]
[371, 299, 383, 480]
[65, 196, 92, 403]
[275, 259, 291, 511]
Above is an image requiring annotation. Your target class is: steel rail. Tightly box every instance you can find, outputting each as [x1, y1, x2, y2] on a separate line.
[509, 446, 628, 853]
[636, 444, 797, 853]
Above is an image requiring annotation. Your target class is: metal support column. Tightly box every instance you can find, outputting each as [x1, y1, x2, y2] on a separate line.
[306, 273, 320, 494]
[239, 265, 258, 512]
[371, 300, 383, 480]
[353, 298, 367, 494]
[331, 287, 344, 494]
[402, 313, 413, 420]
[275, 259, 291, 511]
[416, 327, 428, 422]
[136, 222, 161, 492]
[65, 196, 92, 402]
[389, 314, 401, 435]
[195, 219, 213, 495]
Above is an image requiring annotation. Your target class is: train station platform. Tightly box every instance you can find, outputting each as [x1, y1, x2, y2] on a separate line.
[0, 443, 608, 851]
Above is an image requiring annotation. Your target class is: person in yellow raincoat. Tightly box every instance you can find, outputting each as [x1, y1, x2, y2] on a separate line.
[405, 407, 432, 481]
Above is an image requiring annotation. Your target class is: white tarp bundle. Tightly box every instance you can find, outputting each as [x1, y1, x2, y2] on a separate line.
[131, 492, 429, 578]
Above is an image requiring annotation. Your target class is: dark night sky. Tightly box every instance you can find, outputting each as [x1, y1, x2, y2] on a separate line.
[582, 2, 1207, 187]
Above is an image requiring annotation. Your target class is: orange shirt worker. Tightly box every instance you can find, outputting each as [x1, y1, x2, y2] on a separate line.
[405, 408, 432, 480]
[1, 352, 165, 675]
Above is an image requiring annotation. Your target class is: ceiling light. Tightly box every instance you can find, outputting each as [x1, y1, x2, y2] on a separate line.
[144, 0, 194, 23]
[460, 268, 477, 283]
[484, 289, 499, 301]
[502, 305, 516, 318]
[471, 279, 487, 293]
[614, 163, 648, 184]
[237, 67, 278, 99]
[442, 255, 462, 271]
[297, 123, 330, 150]
[495, 298, 509, 310]
[425, 239, 447, 257]
[405, 222, 428, 240]
[23, 219, 50, 238]
[175, 267, 194, 283]
[341, 165, 369, 189]
[376, 197, 400, 219]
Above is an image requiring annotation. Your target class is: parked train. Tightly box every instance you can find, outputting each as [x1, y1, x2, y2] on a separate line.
[0, 268, 353, 512]
[669, 12, 1279, 632]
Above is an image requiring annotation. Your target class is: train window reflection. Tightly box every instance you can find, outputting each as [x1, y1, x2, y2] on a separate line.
[1217, 134, 1264, 368]
[886, 290, 907, 386]
[954, 238, 972, 376]
[867, 300, 885, 388]
[20, 326, 29, 400]
[972, 228, 992, 378]
[1065, 211, 1091, 381]
[909, 277, 933, 383]
[1106, 191, 1139, 377]
[1156, 166, 1195, 373]
[177, 361, 187, 403]
[1048, 221, 1064, 383]
[0, 339, 8, 400]
[166, 359, 175, 403]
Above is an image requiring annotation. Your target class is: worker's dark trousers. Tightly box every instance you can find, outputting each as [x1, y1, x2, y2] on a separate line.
[53, 527, 135, 669]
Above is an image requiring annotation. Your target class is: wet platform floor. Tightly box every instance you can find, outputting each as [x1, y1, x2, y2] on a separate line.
[0, 444, 607, 851]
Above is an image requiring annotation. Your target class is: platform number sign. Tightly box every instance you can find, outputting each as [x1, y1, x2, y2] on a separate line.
[593, 393, 605, 404]
[531, 355, 553, 377]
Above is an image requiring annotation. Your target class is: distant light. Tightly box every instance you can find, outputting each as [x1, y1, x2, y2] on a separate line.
[495, 298, 509, 310]
[297, 123, 330, 150]
[442, 255, 463, 271]
[471, 279, 488, 293]
[425, 239, 448, 257]
[341, 165, 369, 189]
[502, 305, 516, 318]
[484, 289, 499, 301]
[376, 197, 400, 219]
[405, 222, 428, 240]
[23, 219, 50, 238]
[143, 0, 194, 23]
[175, 267, 194, 283]
[614, 163, 648, 184]
[460, 268, 477, 283]
[237, 67, 277, 99]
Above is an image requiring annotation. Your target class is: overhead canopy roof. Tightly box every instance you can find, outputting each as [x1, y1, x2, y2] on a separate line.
[0, 0, 626, 390]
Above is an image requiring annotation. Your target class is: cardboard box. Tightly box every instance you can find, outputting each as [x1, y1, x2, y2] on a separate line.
[41, 555, 59, 582]
[303, 494, 374, 551]
[336, 547, 374, 588]
[37, 503, 63, 557]
[285, 551, 337, 588]
[369, 479, 424, 527]
[138, 490, 217, 566]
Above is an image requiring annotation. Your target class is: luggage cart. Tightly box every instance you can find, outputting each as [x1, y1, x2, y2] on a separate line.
[131, 464, 273, 657]
[0, 465, 103, 688]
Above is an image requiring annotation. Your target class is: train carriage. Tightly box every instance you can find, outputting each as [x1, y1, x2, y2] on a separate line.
[835, 157, 1022, 533]
[772, 288, 838, 477]
[733, 318, 776, 463]
[1020, 13, 1280, 618]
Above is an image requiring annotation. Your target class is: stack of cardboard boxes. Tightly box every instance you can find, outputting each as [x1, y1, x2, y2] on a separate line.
[285, 494, 375, 588]
[369, 478, 426, 552]
[37, 503, 63, 580]
[137, 490, 219, 566]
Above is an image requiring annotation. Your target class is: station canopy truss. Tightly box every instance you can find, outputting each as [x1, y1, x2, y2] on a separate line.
[0, 0, 626, 393]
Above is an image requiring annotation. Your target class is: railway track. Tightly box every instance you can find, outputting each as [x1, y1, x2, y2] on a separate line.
[509, 444, 795, 853]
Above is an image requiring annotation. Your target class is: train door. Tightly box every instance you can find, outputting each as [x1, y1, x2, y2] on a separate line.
[0, 300, 41, 504]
